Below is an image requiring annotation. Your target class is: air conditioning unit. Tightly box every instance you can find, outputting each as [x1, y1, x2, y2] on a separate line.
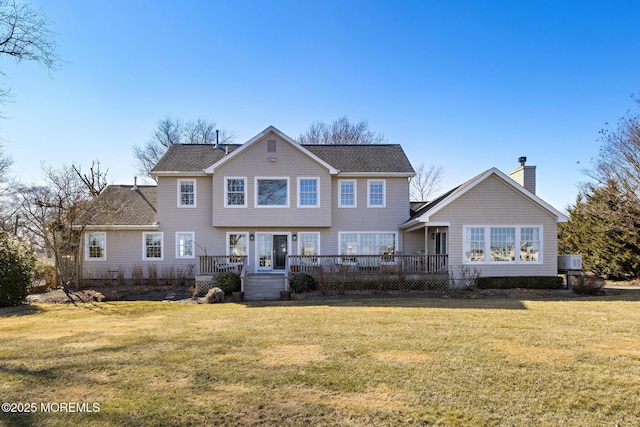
[558, 254, 582, 271]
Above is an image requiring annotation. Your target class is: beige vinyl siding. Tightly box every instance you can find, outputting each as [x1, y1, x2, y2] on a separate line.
[155, 175, 225, 260]
[326, 176, 410, 253]
[211, 136, 332, 227]
[429, 175, 558, 277]
[81, 229, 156, 279]
[403, 228, 426, 254]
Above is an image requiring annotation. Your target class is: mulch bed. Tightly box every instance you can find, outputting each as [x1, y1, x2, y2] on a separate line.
[24, 285, 625, 304]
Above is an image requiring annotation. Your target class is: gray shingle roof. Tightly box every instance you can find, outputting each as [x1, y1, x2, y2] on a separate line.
[151, 143, 414, 174]
[303, 144, 414, 173]
[84, 185, 157, 226]
[151, 144, 241, 173]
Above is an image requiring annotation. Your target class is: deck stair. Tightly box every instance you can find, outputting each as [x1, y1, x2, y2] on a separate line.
[244, 274, 286, 300]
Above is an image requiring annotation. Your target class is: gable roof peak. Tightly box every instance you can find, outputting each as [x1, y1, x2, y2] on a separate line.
[204, 126, 339, 174]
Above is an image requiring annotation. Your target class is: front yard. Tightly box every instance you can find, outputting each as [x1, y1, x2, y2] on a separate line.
[0, 291, 638, 426]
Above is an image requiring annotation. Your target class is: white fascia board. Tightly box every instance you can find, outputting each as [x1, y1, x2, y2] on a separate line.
[401, 219, 450, 232]
[337, 172, 415, 178]
[204, 125, 339, 175]
[150, 171, 208, 177]
[81, 224, 160, 231]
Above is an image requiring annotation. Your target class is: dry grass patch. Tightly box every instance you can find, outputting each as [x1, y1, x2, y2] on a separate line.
[487, 338, 575, 363]
[260, 344, 327, 366]
[371, 350, 439, 364]
[0, 293, 639, 426]
[585, 338, 640, 357]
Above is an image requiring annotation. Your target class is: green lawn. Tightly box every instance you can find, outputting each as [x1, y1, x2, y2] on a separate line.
[0, 292, 639, 426]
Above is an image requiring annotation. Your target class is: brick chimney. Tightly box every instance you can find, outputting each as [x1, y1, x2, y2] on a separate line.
[509, 156, 536, 195]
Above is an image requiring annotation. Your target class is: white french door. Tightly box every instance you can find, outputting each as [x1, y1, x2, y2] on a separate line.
[256, 233, 289, 271]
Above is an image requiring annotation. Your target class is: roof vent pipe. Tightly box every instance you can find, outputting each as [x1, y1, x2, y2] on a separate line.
[132, 176, 138, 191]
[518, 156, 527, 166]
[216, 129, 219, 149]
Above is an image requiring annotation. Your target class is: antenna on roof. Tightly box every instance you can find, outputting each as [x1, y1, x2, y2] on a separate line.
[132, 176, 138, 191]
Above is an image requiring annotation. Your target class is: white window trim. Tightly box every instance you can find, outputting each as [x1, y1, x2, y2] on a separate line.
[297, 177, 320, 208]
[224, 176, 247, 208]
[339, 179, 357, 208]
[338, 231, 398, 255]
[175, 232, 195, 259]
[462, 225, 543, 265]
[85, 232, 106, 261]
[297, 232, 321, 255]
[367, 179, 386, 208]
[254, 176, 290, 208]
[142, 232, 164, 261]
[177, 179, 197, 208]
[226, 232, 250, 265]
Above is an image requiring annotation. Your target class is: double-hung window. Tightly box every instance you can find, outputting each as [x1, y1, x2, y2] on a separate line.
[464, 226, 542, 264]
[178, 179, 196, 208]
[298, 232, 320, 256]
[464, 228, 485, 262]
[256, 177, 289, 207]
[339, 232, 396, 255]
[143, 232, 164, 261]
[367, 180, 386, 207]
[176, 232, 195, 259]
[86, 232, 106, 261]
[225, 177, 247, 207]
[227, 232, 248, 263]
[339, 180, 356, 208]
[298, 178, 319, 207]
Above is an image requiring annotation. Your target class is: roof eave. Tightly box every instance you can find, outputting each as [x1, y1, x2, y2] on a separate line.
[150, 171, 208, 177]
[80, 224, 160, 231]
[338, 172, 415, 178]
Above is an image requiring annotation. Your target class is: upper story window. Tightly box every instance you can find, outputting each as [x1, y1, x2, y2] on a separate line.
[298, 178, 319, 208]
[256, 177, 289, 207]
[367, 179, 386, 208]
[86, 232, 106, 261]
[464, 226, 542, 264]
[178, 179, 196, 208]
[339, 180, 356, 208]
[225, 177, 247, 208]
[176, 232, 195, 259]
[143, 232, 163, 261]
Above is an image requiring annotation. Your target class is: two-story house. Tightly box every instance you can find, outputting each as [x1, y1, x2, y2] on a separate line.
[80, 126, 567, 297]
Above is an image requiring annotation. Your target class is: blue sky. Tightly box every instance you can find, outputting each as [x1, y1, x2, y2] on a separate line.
[2, 0, 639, 212]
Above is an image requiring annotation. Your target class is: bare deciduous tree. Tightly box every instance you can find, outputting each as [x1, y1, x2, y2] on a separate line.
[410, 163, 444, 202]
[0, 0, 60, 104]
[586, 96, 640, 203]
[298, 116, 387, 145]
[15, 164, 90, 286]
[72, 159, 109, 198]
[133, 116, 234, 180]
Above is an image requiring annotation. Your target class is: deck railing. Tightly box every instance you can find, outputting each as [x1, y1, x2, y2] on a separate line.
[287, 254, 448, 275]
[198, 255, 247, 276]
